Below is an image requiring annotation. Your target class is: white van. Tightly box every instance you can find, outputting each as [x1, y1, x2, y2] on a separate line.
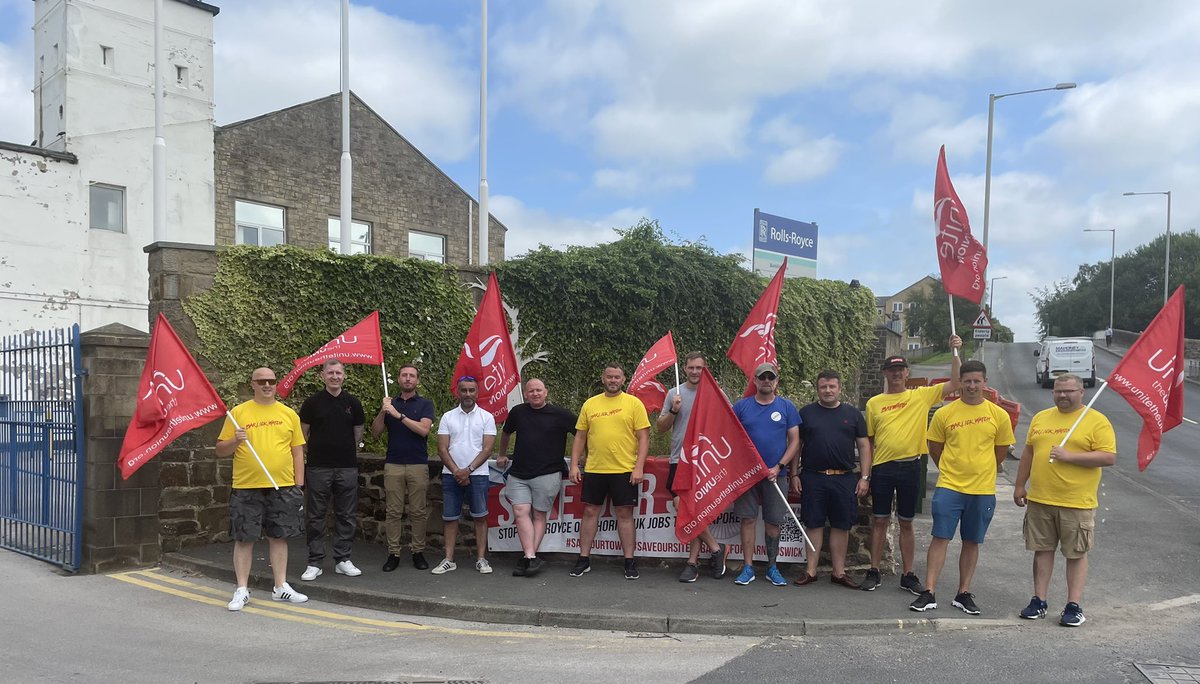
[1035, 338, 1096, 388]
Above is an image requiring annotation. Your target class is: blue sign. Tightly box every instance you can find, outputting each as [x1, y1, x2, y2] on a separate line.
[752, 209, 818, 279]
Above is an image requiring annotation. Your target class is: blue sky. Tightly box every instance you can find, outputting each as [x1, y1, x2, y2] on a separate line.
[2, 0, 1197, 342]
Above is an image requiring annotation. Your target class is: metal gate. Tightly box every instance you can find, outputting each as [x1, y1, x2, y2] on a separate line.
[0, 325, 85, 571]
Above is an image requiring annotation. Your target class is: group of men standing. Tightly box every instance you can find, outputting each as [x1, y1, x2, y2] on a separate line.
[215, 340, 1116, 628]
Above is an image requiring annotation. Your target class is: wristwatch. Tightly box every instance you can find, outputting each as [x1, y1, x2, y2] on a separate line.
[861, 475, 870, 481]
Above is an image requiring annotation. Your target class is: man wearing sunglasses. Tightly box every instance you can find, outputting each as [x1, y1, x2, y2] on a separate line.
[731, 362, 801, 587]
[217, 368, 308, 611]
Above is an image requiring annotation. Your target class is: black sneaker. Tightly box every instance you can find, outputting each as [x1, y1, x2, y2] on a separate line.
[679, 563, 699, 583]
[909, 590, 937, 612]
[952, 591, 981, 615]
[710, 543, 728, 580]
[513, 557, 530, 577]
[569, 557, 591, 577]
[860, 568, 881, 591]
[525, 556, 545, 577]
[1020, 596, 1048, 620]
[381, 554, 400, 572]
[900, 572, 926, 596]
[1060, 602, 1086, 627]
[624, 558, 640, 580]
[411, 552, 429, 570]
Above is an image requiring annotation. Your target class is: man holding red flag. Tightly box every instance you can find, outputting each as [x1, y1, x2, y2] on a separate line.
[217, 367, 308, 611]
[934, 145, 988, 305]
[278, 311, 384, 399]
[1013, 373, 1116, 627]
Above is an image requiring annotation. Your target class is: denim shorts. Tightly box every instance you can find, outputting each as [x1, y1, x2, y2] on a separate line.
[870, 458, 922, 521]
[930, 487, 996, 544]
[442, 474, 489, 521]
[799, 471, 857, 530]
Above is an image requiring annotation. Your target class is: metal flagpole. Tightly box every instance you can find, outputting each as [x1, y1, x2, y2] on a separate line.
[771, 480, 816, 552]
[947, 294, 959, 357]
[1050, 380, 1109, 462]
[478, 0, 489, 265]
[152, 0, 166, 242]
[380, 361, 390, 397]
[225, 412, 280, 489]
[339, 0, 352, 254]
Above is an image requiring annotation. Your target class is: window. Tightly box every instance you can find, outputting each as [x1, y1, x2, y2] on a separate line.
[907, 343, 921, 351]
[175, 65, 188, 88]
[101, 46, 113, 68]
[907, 302, 916, 310]
[235, 200, 285, 246]
[89, 183, 125, 232]
[327, 217, 371, 254]
[892, 302, 904, 313]
[409, 231, 445, 263]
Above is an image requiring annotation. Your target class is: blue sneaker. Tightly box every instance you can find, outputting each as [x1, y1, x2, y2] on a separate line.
[1020, 596, 1047, 619]
[734, 565, 756, 585]
[766, 565, 787, 586]
[1060, 602, 1086, 627]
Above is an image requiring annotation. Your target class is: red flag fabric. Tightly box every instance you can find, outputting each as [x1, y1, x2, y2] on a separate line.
[934, 145, 988, 305]
[673, 368, 768, 543]
[451, 272, 520, 422]
[277, 311, 384, 398]
[1106, 285, 1187, 471]
[728, 259, 786, 397]
[629, 331, 678, 413]
[118, 314, 227, 479]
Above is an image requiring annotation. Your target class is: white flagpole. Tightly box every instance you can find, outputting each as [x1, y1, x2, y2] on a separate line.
[478, 0, 489, 265]
[1050, 380, 1109, 462]
[771, 479, 816, 552]
[673, 362, 680, 392]
[380, 361, 390, 396]
[152, 0, 166, 242]
[338, 0, 352, 254]
[947, 294, 959, 357]
[225, 412, 280, 490]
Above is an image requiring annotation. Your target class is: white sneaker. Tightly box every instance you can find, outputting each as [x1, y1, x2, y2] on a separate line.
[335, 560, 362, 577]
[476, 558, 493, 574]
[300, 565, 322, 581]
[431, 558, 457, 575]
[271, 582, 309, 603]
[227, 587, 249, 611]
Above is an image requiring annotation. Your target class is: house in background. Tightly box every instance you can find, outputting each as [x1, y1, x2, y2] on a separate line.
[875, 275, 937, 355]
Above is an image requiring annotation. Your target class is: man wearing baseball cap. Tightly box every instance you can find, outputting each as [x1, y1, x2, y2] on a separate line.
[860, 335, 962, 593]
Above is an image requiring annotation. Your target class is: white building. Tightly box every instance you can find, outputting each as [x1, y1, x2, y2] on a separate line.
[0, 0, 218, 337]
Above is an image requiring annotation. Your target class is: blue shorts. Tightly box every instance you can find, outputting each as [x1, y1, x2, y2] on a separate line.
[799, 471, 857, 530]
[442, 474, 489, 521]
[930, 488, 996, 544]
[870, 459, 922, 521]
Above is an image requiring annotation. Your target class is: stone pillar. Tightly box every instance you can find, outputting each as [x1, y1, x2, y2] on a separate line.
[144, 242, 219, 354]
[79, 324, 159, 572]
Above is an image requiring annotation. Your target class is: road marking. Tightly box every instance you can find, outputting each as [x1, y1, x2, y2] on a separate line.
[109, 569, 562, 640]
[1147, 593, 1200, 611]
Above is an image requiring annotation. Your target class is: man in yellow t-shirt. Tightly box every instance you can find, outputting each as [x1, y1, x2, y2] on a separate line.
[216, 367, 307, 611]
[861, 334, 962, 593]
[568, 363, 651, 580]
[1013, 373, 1116, 627]
[910, 360, 1014, 614]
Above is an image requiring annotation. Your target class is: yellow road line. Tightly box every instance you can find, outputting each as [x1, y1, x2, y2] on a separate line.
[111, 568, 559, 639]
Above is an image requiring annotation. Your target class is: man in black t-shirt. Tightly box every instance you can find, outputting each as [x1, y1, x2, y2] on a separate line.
[789, 370, 872, 589]
[298, 359, 366, 581]
[497, 378, 577, 577]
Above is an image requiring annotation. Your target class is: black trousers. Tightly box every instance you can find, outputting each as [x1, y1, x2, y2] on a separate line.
[305, 467, 359, 563]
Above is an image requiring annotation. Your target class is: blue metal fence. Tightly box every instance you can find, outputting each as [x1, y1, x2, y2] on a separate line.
[0, 325, 85, 571]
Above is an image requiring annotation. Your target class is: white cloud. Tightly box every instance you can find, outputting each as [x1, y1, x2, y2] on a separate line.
[592, 167, 692, 196]
[758, 116, 843, 185]
[883, 94, 986, 164]
[490, 194, 650, 257]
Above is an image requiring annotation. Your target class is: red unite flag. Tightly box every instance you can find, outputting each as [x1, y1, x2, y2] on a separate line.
[629, 331, 678, 414]
[277, 311, 384, 398]
[1106, 286, 1186, 471]
[118, 314, 227, 479]
[451, 272, 520, 422]
[934, 145, 988, 305]
[673, 368, 767, 543]
[728, 259, 786, 397]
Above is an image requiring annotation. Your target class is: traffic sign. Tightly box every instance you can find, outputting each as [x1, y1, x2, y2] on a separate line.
[972, 309, 992, 329]
[973, 328, 993, 340]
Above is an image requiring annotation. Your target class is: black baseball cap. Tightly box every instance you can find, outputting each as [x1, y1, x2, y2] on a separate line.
[881, 356, 908, 370]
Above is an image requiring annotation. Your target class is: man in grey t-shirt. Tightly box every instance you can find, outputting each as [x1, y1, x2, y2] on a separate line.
[656, 352, 728, 582]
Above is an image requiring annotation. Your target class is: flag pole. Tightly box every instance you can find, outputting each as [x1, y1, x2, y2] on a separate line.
[947, 294, 959, 357]
[380, 361, 390, 396]
[225, 412, 280, 490]
[673, 362, 680, 392]
[1050, 380, 1109, 462]
[771, 479, 816, 552]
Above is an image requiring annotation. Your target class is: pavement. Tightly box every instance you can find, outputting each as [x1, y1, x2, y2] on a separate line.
[164, 337, 1183, 638]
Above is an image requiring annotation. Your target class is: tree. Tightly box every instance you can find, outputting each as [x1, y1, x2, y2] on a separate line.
[905, 275, 1014, 351]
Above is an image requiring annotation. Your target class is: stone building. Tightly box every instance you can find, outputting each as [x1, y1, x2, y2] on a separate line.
[214, 92, 505, 265]
[874, 275, 937, 354]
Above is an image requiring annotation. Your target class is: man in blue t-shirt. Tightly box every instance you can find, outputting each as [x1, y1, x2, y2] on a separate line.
[789, 370, 871, 589]
[370, 364, 436, 572]
[731, 362, 801, 587]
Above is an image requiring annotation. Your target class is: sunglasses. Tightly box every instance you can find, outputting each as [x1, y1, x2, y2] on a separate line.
[756, 372, 778, 381]
[252, 378, 278, 386]
[457, 375, 477, 384]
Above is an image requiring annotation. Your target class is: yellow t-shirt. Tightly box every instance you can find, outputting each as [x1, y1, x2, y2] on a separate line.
[866, 384, 946, 466]
[1026, 406, 1117, 509]
[218, 400, 306, 489]
[576, 392, 651, 474]
[927, 399, 1016, 495]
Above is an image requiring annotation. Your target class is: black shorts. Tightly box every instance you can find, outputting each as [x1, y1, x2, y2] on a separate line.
[666, 461, 681, 497]
[799, 471, 857, 530]
[229, 486, 304, 541]
[581, 472, 638, 507]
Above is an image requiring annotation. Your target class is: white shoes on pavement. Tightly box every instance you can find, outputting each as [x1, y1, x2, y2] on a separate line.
[300, 565, 323, 581]
[271, 582, 308, 603]
[431, 558, 457, 574]
[227, 587, 250, 611]
[335, 560, 362, 576]
[476, 558, 493, 574]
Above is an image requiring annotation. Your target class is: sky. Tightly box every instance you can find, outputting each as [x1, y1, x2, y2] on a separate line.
[2, 0, 1197, 342]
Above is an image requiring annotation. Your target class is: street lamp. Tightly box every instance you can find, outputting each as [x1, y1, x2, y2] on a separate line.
[1122, 190, 1171, 305]
[1083, 228, 1116, 334]
[981, 82, 1077, 284]
[988, 275, 1008, 315]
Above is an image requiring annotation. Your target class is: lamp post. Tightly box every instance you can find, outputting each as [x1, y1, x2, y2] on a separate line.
[1122, 191, 1171, 305]
[981, 82, 1077, 285]
[988, 275, 1008, 315]
[1083, 228, 1116, 334]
